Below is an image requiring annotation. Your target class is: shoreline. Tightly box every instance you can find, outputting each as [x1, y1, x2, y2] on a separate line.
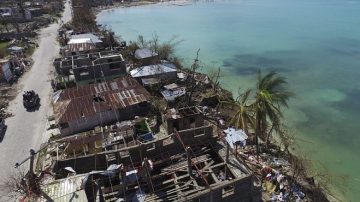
[93, 3, 341, 202]
[41, 1, 343, 201]
[94, 0, 191, 16]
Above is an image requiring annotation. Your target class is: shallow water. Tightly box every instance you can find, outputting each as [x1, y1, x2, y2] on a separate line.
[98, 0, 360, 200]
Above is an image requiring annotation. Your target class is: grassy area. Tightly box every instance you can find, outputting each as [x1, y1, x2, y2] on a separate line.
[135, 119, 150, 135]
[0, 41, 9, 58]
[24, 45, 36, 57]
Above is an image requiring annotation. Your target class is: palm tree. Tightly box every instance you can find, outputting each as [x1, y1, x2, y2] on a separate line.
[254, 70, 293, 154]
[221, 89, 255, 135]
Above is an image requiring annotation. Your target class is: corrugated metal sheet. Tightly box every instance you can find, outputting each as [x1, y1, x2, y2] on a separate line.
[224, 128, 248, 149]
[69, 33, 102, 44]
[130, 64, 177, 78]
[42, 174, 87, 202]
[66, 42, 96, 52]
[53, 77, 150, 124]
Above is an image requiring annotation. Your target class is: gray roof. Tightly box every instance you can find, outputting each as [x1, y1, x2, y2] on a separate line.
[134, 48, 158, 59]
[130, 64, 177, 78]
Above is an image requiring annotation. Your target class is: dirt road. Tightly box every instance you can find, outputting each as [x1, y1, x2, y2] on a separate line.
[0, 1, 71, 200]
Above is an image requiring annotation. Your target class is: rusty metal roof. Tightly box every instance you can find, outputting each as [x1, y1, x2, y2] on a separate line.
[53, 77, 150, 124]
[66, 42, 96, 53]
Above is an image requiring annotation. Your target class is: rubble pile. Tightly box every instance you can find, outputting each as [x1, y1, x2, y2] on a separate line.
[0, 86, 15, 118]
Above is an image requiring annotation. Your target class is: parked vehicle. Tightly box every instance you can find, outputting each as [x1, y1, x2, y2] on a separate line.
[23, 90, 40, 110]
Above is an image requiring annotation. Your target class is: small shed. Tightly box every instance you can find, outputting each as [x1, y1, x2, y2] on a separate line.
[135, 48, 158, 60]
[161, 86, 186, 102]
[68, 33, 103, 45]
[130, 64, 178, 81]
[134, 48, 158, 65]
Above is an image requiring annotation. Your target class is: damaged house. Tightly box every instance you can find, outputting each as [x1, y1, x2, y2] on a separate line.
[134, 48, 158, 65]
[52, 77, 151, 136]
[53, 50, 126, 85]
[162, 106, 210, 135]
[61, 33, 103, 56]
[42, 105, 261, 202]
[130, 63, 178, 86]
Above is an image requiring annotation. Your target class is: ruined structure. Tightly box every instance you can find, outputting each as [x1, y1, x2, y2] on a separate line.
[41, 106, 261, 202]
[53, 50, 126, 85]
[52, 77, 151, 136]
[61, 33, 103, 56]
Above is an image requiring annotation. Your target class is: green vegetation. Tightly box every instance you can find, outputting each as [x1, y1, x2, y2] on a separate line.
[254, 71, 293, 149]
[124, 35, 183, 66]
[24, 45, 36, 57]
[135, 119, 150, 135]
[0, 41, 9, 58]
[221, 89, 255, 135]
[223, 71, 293, 155]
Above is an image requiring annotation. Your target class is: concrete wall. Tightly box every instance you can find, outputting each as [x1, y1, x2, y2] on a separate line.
[64, 55, 127, 84]
[164, 112, 205, 134]
[194, 175, 262, 202]
[174, 124, 213, 145]
[53, 154, 108, 174]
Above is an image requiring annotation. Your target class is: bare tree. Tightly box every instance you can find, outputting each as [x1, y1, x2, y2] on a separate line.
[185, 48, 201, 105]
[0, 169, 27, 197]
[207, 66, 222, 92]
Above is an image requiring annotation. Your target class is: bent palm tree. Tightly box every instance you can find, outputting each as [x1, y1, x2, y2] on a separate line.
[254, 70, 293, 154]
[221, 89, 255, 135]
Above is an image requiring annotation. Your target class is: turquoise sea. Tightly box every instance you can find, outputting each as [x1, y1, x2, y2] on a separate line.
[97, 0, 360, 200]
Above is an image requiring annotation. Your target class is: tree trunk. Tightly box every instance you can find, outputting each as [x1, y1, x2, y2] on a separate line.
[242, 116, 248, 135]
[266, 124, 275, 148]
[255, 110, 261, 159]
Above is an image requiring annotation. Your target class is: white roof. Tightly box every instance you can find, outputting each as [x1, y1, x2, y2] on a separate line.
[1, 13, 11, 17]
[130, 64, 177, 78]
[135, 48, 158, 59]
[161, 87, 186, 101]
[224, 128, 248, 149]
[163, 83, 179, 90]
[8, 46, 23, 51]
[68, 33, 102, 45]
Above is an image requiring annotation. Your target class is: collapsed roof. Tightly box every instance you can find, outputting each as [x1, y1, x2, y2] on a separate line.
[53, 77, 150, 124]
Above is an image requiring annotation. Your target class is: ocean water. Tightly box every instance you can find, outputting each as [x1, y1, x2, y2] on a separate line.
[97, 0, 360, 200]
